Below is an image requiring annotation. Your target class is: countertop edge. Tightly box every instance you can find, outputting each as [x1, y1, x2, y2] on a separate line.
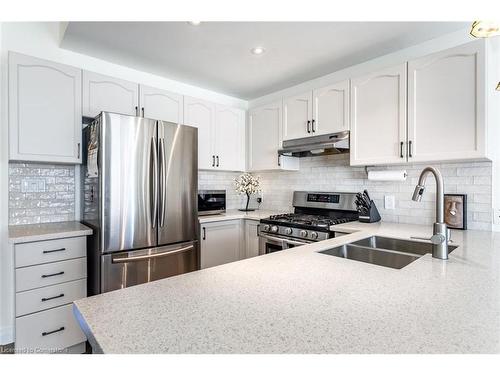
[8, 222, 93, 244]
[73, 303, 103, 354]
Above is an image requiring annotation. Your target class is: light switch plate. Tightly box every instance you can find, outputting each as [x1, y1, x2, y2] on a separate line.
[384, 195, 395, 210]
[494, 208, 500, 226]
[21, 178, 46, 193]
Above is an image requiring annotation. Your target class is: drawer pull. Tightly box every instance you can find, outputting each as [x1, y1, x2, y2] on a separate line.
[41, 293, 65, 302]
[42, 248, 66, 254]
[41, 271, 65, 278]
[42, 327, 65, 336]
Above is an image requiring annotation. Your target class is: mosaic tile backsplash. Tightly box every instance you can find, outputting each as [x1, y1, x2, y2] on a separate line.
[9, 163, 76, 225]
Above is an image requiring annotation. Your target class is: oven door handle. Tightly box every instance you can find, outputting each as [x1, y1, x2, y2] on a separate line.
[259, 233, 310, 247]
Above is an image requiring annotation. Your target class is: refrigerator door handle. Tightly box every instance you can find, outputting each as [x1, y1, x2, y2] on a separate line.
[159, 137, 167, 227]
[151, 136, 158, 228]
[111, 244, 194, 263]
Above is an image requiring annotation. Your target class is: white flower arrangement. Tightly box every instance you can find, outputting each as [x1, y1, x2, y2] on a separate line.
[234, 173, 261, 211]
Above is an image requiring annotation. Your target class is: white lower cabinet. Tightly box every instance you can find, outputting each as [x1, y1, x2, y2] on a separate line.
[15, 304, 86, 354]
[14, 236, 88, 354]
[200, 218, 262, 269]
[200, 220, 242, 269]
[244, 220, 260, 258]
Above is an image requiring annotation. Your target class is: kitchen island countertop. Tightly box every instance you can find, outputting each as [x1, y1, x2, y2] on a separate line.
[73, 221, 500, 354]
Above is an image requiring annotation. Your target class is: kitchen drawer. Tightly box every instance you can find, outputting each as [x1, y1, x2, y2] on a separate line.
[16, 258, 87, 292]
[15, 304, 86, 353]
[15, 236, 86, 268]
[16, 279, 87, 317]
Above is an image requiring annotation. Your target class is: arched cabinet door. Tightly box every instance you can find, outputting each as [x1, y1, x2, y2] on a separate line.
[313, 79, 350, 136]
[9, 52, 82, 163]
[407, 40, 486, 163]
[82, 71, 139, 117]
[215, 105, 245, 171]
[350, 63, 407, 166]
[184, 97, 216, 170]
[139, 85, 183, 124]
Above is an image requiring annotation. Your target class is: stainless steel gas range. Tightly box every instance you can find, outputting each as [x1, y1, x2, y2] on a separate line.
[258, 191, 358, 254]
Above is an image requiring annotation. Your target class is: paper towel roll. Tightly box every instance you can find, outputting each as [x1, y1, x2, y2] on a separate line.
[368, 170, 407, 181]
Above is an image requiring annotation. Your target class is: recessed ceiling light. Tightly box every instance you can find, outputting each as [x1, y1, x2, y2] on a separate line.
[251, 47, 265, 55]
[188, 21, 201, 26]
[470, 21, 500, 38]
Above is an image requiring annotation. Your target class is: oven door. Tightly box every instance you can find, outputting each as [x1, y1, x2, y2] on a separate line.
[258, 233, 312, 255]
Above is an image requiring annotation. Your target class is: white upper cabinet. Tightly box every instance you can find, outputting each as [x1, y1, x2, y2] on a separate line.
[184, 97, 216, 170]
[313, 80, 350, 135]
[9, 53, 82, 164]
[350, 64, 407, 166]
[82, 71, 139, 117]
[248, 102, 299, 171]
[407, 41, 486, 162]
[139, 85, 183, 124]
[283, 92, 313, 140]
[215, 105, 245, 171]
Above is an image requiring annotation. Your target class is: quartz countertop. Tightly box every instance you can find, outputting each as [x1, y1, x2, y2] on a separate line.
[9, 221, 93, 244]
[73, 222, 500, 354]
[198, 209, 280, 223]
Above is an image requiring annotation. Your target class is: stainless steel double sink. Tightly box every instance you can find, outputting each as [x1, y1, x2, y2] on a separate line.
[319, 236, 458, 269]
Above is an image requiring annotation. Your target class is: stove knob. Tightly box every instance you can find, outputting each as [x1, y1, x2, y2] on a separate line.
[310, 231, 318, 240]
[299, 230, 308, 238]
[262, 224, 270, 232]
[270, 225, 279, 233]
[284, 228, 293, 235]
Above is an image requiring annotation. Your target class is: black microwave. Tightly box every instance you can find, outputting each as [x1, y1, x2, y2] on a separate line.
[198, 190, 226, 216]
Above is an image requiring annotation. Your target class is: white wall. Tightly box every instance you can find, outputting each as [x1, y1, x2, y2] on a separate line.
[0, 21, 14, 345]
[488, 37, 500, 231]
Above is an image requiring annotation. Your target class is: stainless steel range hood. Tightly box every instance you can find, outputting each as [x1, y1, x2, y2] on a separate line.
[278, 131, 349, 157]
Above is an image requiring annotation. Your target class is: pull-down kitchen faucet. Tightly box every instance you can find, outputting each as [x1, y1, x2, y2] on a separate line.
[411, 166, 449, 260]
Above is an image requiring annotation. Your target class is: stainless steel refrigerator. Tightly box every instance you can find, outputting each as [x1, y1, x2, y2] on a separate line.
[81, 112, 198, 295]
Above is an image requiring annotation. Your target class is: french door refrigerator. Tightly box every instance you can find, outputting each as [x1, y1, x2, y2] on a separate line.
[82, 112, 198, 295]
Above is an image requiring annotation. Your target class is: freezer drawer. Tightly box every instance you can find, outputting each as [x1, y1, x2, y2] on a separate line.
[100, 240, 198, 293]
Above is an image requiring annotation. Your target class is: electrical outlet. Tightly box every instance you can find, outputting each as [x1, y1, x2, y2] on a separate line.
[494, 208, 500, 226]
[384, 195, 395, 210]
[21, 178, 46, 193]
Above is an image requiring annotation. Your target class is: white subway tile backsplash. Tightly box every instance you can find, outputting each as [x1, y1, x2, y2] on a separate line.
[252, 154, 492, 231]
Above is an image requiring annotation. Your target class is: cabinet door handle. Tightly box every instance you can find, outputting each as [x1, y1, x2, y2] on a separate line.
[202, 227, 206, 240]
[212, 155, 215, 167]
[216, 155, 219, 167]
[42, 327, 65, 337]
[141, 107, 145, 117]
[278, 155, 281, 167]
[77, 143, 81, 159]
[312, 119, 316, 133]
[408, 140, 413, 158]
[42, 248, 66, 254]
[41, 271, 64, 278]
[307, 120, 311, 133]
[135, 106, 139, 116]
[400, 141, 404, 158]
[41, 293, 65, 302]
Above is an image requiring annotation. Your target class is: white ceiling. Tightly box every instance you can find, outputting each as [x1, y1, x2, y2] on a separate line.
[61, 22, 468, 100]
